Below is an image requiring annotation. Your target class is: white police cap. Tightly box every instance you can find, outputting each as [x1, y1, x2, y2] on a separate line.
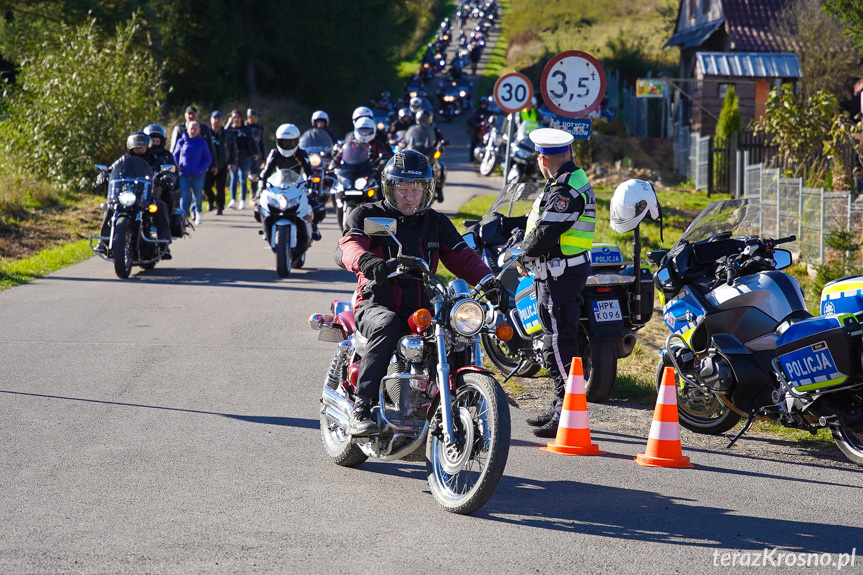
[529, 128, 574, 155]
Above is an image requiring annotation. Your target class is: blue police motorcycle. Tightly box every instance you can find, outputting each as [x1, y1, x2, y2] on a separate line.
[651, 198, 863, 464]
[463, 182, 654, 402]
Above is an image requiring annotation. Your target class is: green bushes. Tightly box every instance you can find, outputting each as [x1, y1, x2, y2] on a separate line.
[0, 16, 163, 197]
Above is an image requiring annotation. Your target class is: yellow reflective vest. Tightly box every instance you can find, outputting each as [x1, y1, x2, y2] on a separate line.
[525, 169, 596, 256]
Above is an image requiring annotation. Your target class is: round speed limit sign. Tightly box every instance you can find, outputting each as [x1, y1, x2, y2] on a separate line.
[493, 72, 534, 114]
[540, 51, 606, 118]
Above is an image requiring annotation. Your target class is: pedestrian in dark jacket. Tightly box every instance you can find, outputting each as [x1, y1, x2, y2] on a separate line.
[204, 110, 238, 215]
[227, 109, 260, 210]
[172, 121, 212, 225]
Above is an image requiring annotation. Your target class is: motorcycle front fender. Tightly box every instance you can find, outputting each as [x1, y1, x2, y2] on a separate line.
[270, 220, 296, 250]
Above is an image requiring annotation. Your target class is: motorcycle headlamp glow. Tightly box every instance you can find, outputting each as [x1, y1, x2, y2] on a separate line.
[354, 177, 368, 189]
[443, 95, 456, 102]
[450, 299, 484, 336]
[277, 195, 300, 210]
[459, 91, 467, 97]
[118, 190, 137, 207]
[309, 153, 322, 167]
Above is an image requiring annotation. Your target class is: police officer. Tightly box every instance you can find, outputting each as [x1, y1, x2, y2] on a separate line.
[517, 128, 595, 438]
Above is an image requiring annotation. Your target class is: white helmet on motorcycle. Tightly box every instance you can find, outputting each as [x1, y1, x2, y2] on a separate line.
[311, 110, 329, 126]
[353, 117, 376, 144]
[351, 106, 373, 124]
[275, 123, 301, 157]
[610, 179, 661, 233]
[409, 97, 423, 115]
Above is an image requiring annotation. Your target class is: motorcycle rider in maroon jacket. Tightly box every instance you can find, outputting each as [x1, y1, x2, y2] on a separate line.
[335, 149, 501, 435]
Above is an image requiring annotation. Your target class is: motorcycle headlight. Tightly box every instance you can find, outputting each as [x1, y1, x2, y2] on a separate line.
[459, 91, 467, 97]
[450, 299, 484, 336]
[278, 195, 289, 210]
[354, 177, 368, 189]
[118, 190, 137, 207]
[309, 153, 321, 167]
[443, 95, 456, 102]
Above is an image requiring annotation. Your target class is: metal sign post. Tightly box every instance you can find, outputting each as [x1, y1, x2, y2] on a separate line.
[494, 72, 533, 184]
[503, 113, 515, 183]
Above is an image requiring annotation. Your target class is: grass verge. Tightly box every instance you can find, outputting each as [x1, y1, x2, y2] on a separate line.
[0, 240, 93, 291]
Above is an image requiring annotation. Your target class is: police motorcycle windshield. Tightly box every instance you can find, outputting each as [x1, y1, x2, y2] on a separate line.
[482, 182, 545, 220]
[267, 168, 303, 189]
[677, 198, 783, 246]
[299, 129, 333, 154]
[108, 156, 154, 203]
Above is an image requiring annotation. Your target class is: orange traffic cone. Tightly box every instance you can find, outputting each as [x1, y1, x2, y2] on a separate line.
[542, 357, 604, 456]
[636, 366, 694, 468]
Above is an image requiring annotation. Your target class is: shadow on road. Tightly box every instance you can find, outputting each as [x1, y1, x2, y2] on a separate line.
[44, 266, 356, 293]
[478, 474, 859, 554]
[0, 389, 318, 429]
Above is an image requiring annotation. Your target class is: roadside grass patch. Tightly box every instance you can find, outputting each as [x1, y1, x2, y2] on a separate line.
[0, 240, 93, 291]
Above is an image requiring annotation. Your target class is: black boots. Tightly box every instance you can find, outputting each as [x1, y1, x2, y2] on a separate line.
[347, 400, 377, 436]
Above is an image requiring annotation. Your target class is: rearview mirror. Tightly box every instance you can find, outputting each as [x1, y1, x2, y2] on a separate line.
[462, 232, 477, 250]
[656, 267, 672, 288]
[364, 217, 397, 237]
[774, 249, 792, 270]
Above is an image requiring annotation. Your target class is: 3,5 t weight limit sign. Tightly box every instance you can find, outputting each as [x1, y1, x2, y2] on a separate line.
[493, 72, 534, 114]
[540, 51, 606, 118]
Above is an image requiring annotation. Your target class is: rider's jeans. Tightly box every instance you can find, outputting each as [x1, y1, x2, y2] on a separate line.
[179, 175, 206, 216]
[230, 158, 253, 202]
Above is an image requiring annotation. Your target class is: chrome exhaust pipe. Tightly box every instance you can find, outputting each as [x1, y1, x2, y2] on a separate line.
[321, 385, 353, 429]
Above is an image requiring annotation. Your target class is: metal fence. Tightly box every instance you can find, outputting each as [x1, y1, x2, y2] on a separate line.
[690, 132, 710, 192]
[741, 161, 863, 267]
[673, 121, 690, 177]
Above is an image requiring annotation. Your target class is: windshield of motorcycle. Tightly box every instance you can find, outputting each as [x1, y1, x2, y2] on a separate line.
[267, 168, 303, 189]
[340, 141, 370, 166]
[677, 198, 771, 245]
[108, 156, 153, 202]
[482, 182, 545, 221]
[299, 129, 333, 154]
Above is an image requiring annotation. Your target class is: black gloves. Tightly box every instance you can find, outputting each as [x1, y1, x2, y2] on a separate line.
[358, 253, 393, 284]
[505, 228, 525, 249]
[484, 277, 509, 312]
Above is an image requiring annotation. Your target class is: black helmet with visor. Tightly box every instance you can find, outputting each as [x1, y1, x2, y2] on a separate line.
[382, 150, 435, 216]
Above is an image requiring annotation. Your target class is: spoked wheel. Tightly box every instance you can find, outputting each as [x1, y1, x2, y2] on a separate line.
[579, 324, 617, 402]
[655, 358, 741, 434]
[479, 146, 497, 176]
[112, 216, 134, 279]
[275, 225, 292, 278]
[480, 333, 541, 378]
[320, 399, 368, 468]
[426, 372, 510, 514]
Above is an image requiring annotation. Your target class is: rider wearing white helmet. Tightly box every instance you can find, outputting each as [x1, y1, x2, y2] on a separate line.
[259, 123, 326, 240]
[311, 110, 338, 142]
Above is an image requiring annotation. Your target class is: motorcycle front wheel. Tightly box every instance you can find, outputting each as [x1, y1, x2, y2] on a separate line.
[275, 225, 292, 278]
[654, 358, 741, 434]
[426, 371, 510, 514]
[113, 216, 135, 279]
[480, 332, 541, 378]
[479, 146, 497, 176]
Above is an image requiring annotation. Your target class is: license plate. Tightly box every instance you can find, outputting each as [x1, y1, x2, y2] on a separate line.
[592, 300, 622, 322]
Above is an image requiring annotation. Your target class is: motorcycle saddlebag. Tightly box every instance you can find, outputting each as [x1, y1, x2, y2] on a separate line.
[820, 275, 863, 318]
[775, 314, 863, 393]
[514, 275, 542, 336]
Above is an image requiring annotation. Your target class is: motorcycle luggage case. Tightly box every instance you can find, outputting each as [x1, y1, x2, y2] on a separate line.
[514, 276, 542, 336]
[820, 275, 863, 317]
[775, 314, 863, 393]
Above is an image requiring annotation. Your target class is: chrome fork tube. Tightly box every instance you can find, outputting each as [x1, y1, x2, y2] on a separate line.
[434, 311, 455, 443]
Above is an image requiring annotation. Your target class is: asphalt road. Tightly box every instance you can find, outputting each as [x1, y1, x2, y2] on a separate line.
[2, 26, 862, 575]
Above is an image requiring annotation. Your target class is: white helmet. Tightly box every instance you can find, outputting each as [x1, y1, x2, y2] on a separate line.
[610, 179, 661, 233]
[311, 110, 329, 125]
[275, 123, 301, 157]
[409, 97, 423, 114]
[353, 117, 376, 144]
[351, 106, 373, 123]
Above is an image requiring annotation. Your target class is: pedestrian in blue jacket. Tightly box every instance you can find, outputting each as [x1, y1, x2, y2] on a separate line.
[173, 120, 212, 225]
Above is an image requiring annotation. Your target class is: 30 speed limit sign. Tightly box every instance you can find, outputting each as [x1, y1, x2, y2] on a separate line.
[540, 51, 606, 118]
[493, 72, 534, 114]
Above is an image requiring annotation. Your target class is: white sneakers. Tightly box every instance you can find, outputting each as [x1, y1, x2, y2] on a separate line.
[227, 199, 236, 209]
[238, 200, 245, 210]
[195, 213, 202, 226]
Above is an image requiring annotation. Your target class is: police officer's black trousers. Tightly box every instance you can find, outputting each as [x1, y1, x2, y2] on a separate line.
[354, 304, 409, 403]
[536, 270, 587, 420]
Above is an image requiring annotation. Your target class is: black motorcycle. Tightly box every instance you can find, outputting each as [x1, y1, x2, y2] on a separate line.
[330, 143, 381, 232]
[299, 128, 336, 204]
[89, 156, 181, 279]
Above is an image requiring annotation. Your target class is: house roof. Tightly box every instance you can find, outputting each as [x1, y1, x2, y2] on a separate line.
[722, 0, 790, 51]
[666, 19, 724, 50]
[697, 52, 801, 78]
[664, 0, 791, 52]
